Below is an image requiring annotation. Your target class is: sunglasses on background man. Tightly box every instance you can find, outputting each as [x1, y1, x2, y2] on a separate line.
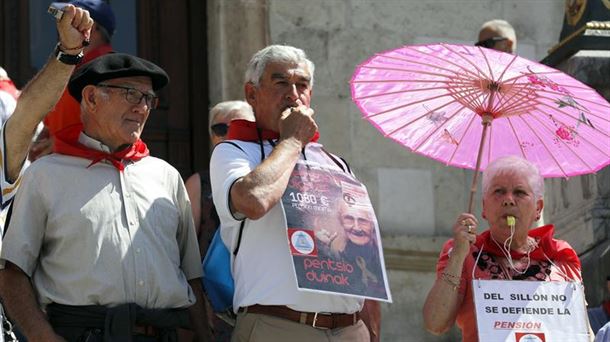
[474, 36, 508, 48]
[210, 123, 229, 136]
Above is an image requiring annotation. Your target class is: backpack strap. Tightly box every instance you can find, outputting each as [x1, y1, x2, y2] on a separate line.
[232, 135, 277, 256]
[218, 139, 268, 258]
[2, 201, 13, 238]
[321, 148, 352, 174]
[212, 140, 250, 257]
[233, 220, 246, 256]
[197, 171, 220, 259]
[216, 140, 246, 154]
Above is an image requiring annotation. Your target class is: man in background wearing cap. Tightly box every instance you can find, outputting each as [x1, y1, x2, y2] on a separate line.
[30, 0, 116, 161]
[0, 49, 210, 342]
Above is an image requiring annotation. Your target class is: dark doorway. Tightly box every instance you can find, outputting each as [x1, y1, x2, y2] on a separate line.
[0, 0, 209, 178]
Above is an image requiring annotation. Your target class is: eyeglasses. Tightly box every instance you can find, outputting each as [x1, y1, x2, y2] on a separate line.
[210, 123, 229, 136]
[341, 214, 372, 229]
[474, 36, 508, 49]
[97, 84, 159, 109]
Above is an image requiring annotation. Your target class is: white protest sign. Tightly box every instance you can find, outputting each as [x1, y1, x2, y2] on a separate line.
[473, 279, 590, 341]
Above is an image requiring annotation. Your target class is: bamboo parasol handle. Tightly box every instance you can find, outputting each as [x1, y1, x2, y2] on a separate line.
[467, 114, 493, 214]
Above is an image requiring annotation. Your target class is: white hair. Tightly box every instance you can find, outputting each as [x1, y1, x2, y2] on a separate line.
[208, 100, 254, 135]
[244, 45, 315, 87]
[482, 155, 544, 200]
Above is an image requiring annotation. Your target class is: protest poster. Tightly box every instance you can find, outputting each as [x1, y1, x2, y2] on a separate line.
[473, 279, 589, 341]
[283, 160, 391, 302]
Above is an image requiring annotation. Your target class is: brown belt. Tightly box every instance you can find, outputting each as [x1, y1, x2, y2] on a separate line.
[239, 305, 360, 329]
[132, 324, 159, 337]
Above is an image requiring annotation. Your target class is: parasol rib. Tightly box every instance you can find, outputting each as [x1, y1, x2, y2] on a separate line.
[384, 48, 483, 80]
[402, 46, 487, 81]
[478, 47, 496, 81]
[496, 53, 519, 83]
[501, 73, 603, 92]
[490, 90, 538, 116]
[488, 75, 537, 115]
[358, 65, 458, 79]
[352, 85, 452, 100]
[442, 44, 492, 84]
[410, 107, 470, 152]
[382, 98, 460, 137]
[351, 78, 474, 85]
[448, 84, 489, 105]
[365, 92, 455, 119]
[446, 109, 480, 166]
[505, 116, 530, 160]
[374, 52, 475, 77]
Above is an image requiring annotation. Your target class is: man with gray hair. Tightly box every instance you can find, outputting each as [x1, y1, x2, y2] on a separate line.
[476, 19, 517, 54]
[209, 45, 375, 341]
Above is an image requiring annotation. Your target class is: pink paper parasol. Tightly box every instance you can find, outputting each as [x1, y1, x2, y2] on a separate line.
[351, 43, 610, 213]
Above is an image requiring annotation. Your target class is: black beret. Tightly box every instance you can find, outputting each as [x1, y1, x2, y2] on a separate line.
[68, 53, 169, 102]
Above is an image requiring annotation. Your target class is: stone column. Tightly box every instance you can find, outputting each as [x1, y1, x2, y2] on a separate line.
[207, 0, 269, 105]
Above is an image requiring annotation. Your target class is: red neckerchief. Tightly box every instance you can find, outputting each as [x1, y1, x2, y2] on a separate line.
[53, 124, 149, 171]
[226, 119, 319, 142]
[80, 44, 113, 67]
[474, 224, 581, 268]
[0, 79, 19, 99]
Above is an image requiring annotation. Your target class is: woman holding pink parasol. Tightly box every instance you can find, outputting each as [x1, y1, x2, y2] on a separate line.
[422, 156, 587, 341]
[350, 41, 609, 341]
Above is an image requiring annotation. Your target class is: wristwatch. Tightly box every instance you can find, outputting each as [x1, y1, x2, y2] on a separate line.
[54, 43, 84, 65]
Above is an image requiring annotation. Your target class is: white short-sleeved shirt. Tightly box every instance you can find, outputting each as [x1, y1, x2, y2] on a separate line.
[0, 121, 23, 210]
[0, 91, 16, 128]
[210, 140, 363, 314]
[0, 133, 202, 309]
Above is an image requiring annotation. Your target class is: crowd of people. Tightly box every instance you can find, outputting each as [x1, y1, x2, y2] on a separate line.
[0, 1, 606, 341]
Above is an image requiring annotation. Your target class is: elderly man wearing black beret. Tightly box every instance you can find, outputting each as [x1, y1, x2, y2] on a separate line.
[0, 45, 211, 342]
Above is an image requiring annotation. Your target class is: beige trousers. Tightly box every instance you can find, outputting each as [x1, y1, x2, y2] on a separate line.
[231, 312, 370, 342]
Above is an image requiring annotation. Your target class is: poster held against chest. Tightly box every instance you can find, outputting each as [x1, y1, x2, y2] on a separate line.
[283, 159, 391, 302]
[473, 279, 589, 341]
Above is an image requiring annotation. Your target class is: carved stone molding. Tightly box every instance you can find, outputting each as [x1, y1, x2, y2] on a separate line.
[383, 247, 439, 272]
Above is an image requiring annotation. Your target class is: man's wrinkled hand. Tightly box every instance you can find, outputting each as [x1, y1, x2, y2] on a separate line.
[279, 103, 317, 147]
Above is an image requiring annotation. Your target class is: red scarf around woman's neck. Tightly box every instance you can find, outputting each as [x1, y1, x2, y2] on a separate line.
[226, 119, 319, 142]
[53, 124, 149, 171]
[474, 224, 580, 268]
